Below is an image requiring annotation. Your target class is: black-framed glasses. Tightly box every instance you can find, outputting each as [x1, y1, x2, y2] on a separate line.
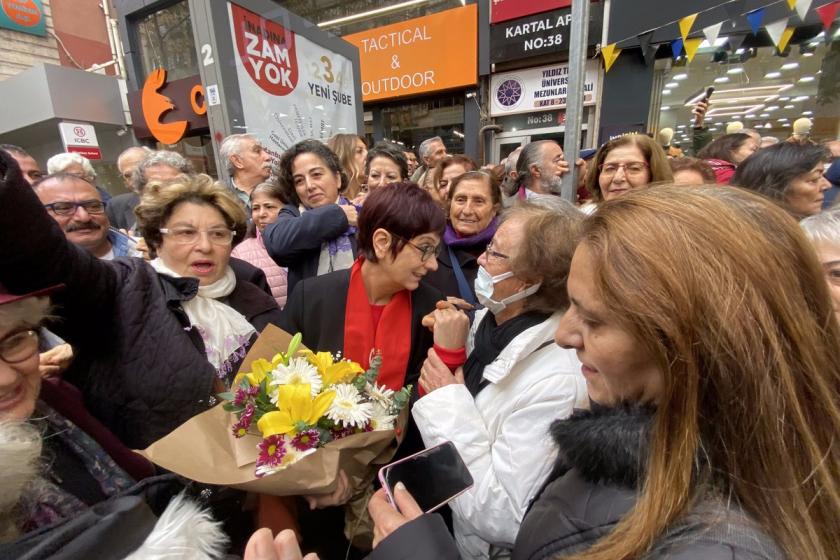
[485, 240, 510, 262]
[0, 330, 39, 364]
[392, 233, 442, 262]
[43, 200, 106, 216]
[160, 227, 236, 246]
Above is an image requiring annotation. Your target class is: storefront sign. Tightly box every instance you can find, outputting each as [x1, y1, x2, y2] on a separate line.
[127, 70, 209, 144]
[228, 3, 359, 157]
[344, 5, 477, 103]
[491, 0, 570, 25]
[490, 61, 598, 117]
[490, 4, 601, 63]
[598, 123, 646, 145]
[0, 0, 46, 37]
[58, 122, 101, 160]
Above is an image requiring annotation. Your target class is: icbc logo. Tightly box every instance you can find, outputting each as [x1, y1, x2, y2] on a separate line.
[73, 126, 86, 137]
[141, 68, 207, 145]
[231, 4, 299, 96]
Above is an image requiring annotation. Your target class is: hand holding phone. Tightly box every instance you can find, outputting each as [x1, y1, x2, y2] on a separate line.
[378, 441, 474, 513]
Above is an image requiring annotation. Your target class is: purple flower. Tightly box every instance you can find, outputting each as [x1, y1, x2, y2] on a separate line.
[231, 404, 256, 438]
[233, 385, 260, 406]
[255, 435, 287, 477]
[291, 429, 320, 451]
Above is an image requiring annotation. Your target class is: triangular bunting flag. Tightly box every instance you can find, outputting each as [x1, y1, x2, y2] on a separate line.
[671, 38, 684, 59]
[725, 0, 747, 19]
[746, 8, 766, 35]
[787, 0, 797, 9]
[816, 1, 840, 30]
[796, 0, 813, 20]
[778, 27, 795, 52]
[702, 22, 724, 46]
[765, 17, 790, 47]
[683, 37, 703, 63]
[601, 43, 621, 72]
[679, 13, 698, 41]
[638, 31, 657, 66]
[727, 34, 747, 52]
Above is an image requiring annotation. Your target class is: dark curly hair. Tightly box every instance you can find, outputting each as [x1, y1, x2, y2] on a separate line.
[731, 142, 829, 208]
[365, 141, 409, 180]
[275, 140, 347, 206]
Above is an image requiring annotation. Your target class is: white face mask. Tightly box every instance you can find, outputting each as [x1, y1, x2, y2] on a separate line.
[474, 266, 541, 315]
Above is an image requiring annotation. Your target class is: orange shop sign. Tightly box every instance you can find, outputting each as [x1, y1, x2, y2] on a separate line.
[344, 4, 477, 103]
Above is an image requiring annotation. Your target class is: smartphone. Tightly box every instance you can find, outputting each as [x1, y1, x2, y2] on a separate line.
[378, 441, 474, 513]
[703, 85, 715, 102]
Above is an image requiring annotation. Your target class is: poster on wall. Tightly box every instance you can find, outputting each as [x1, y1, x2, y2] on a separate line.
[228, 2, 359, 159]
[0, 0, 46, 37]
[489, 61, 599, 117]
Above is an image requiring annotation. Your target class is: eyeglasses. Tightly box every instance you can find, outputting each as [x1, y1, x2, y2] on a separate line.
[485, 240, 510, 262]
[160, 227, 236, 246]
[598, 161, 649, 178]
[43, 200, 106, 216]
[392, 233, 442, 262]
[0, 330, 39, 364]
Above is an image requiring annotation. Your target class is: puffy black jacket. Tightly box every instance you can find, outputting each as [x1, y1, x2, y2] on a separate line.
[369, 405, 785, 560]
[0, 150, 284, 449]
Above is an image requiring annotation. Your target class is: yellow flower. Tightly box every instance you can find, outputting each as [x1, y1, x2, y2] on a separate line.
[233, 353, 286, 388]
[305, 351, 364, 387]
[257, 384, 335, 437]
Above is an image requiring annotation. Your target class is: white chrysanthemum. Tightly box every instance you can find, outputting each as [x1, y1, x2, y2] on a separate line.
[365, 382, 395, 409]
[269, 357, 322, 401]
[369, 403, 397, 431]
[327, 384, 373, 428]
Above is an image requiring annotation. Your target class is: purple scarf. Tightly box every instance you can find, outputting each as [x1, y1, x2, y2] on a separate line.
[443, 217, 499, 249]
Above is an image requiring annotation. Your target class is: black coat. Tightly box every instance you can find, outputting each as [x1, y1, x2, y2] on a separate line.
[368, 405, 785, 560]
[0, 150, 284, 449]
[105, 192, 140, 231]
[262, 203, 357, 297]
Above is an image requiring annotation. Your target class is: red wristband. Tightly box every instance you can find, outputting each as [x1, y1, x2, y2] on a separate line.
[433, 344, 467, 371]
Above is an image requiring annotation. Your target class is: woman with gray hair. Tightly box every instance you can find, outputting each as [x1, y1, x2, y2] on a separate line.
[801, 208, 840, 319]
[413, 201, 588, 559]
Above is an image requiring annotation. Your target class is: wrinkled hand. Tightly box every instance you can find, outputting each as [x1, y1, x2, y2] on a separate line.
[339, 204, 358, 227]
[369, 483, 424, 548]
[39, 343, 74, 378]
[693, 100, 710, 127]
[419, 348, 465, 394]
[422, 298, 474, 331]
[244, 528, 319, 560]
[431, 307, 469, 350]
[303, 470, 352, 509]
[557, 159, 571, 176]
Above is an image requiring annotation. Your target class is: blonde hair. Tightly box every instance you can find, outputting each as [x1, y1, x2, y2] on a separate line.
[327, 134, 366, 199]
[585, 135, 673, 202]
[135, 174, 248, 251]
[571, 185, 840, 560]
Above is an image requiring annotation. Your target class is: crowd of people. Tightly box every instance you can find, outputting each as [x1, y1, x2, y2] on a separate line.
[1, 107, 839, 560]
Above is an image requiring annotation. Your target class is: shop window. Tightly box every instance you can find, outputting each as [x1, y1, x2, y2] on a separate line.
[380, 93, 465, 154]
[154, 134, 218, 179]
[136, 0, 198, 81]
[652, 27, 837, 153]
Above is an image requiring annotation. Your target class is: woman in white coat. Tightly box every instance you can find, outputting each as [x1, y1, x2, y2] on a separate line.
[413, 201, 588, 559]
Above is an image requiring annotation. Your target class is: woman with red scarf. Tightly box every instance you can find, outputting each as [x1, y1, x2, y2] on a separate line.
[281, 181, 446, 557]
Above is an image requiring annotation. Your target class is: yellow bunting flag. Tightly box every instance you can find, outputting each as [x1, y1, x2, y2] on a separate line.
[787, 0, 797, 9]
[778, 27, 795, 52]
[601, 43, 621, 72]
[679, 13, 698, 41]
[683, 37, 703, 63]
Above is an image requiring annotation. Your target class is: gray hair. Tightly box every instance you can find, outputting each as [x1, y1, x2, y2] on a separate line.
[0, 296, 50, 329]
[117, 146, 152, 171]
[501, 146, 523, 195]
[131, 150, 193, 194]
[417, 136, 443, 160]
[220, 134, 259, 175]
[46, 153, 96, 181]
[801, 209, 840, 244]
[514, 141, 553, 189]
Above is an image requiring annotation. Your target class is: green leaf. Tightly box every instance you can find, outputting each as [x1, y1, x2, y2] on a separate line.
[288, 332, 302, 357]
[217, 392, 235, 402]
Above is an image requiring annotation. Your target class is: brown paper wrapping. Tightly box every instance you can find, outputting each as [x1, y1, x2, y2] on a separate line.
[140, 324, 405, 497]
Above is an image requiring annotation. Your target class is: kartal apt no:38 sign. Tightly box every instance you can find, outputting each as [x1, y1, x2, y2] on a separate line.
[490, 61, 599, 117]
[228, 2, 359, 159]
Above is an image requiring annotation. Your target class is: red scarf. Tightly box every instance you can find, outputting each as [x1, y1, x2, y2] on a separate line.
[344, 258, 413, 391]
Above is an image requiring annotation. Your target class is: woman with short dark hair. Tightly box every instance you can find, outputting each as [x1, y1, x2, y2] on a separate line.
[365, 142, 409, 190]
[698, 132, 758, 184]
[732, 142, 830, 218]
[263, 139, 359, 296]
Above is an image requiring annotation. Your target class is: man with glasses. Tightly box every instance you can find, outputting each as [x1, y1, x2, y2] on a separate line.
[34, 173, 138, 260]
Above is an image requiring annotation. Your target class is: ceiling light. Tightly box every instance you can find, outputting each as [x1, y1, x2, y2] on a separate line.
[781, 62, 799, 70]
[760, 113, 770, 117]
[777, 118, 788, 122]
[661, 106, 671, 110]
[803, 52, 814, 57]
[662, 89, 672, 95]
[779, 96, 790, 101]
[727, 67, 745, 74]
[765, 105, 779, 111]
[735, 48, 746, 54]
[783, 104, 795, 109]
[765, 123, 773, 129]
[793, 95, 809, 102]
[714, 76, 730, 83]
[699, 38, 729, 48]
[318, 0, 429, 27]
[677, 124, 686, 129]
[782, 123, 791, 127]
[765, 71, 782, 78]
[745, 114, 755, 118]
[673, 73, 688, 80]
[665, 82, 678, 88]
[803, 111, 813, 116]
[799, 76, 815, 82]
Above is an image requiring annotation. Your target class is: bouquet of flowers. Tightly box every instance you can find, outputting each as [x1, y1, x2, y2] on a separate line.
[220, 332, 412, 477]
[140, 325, 411, 497]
